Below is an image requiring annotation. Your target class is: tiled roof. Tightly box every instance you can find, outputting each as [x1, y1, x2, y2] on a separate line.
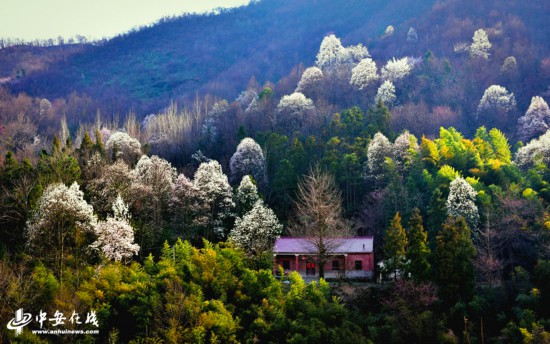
[273, 237, 373, 254]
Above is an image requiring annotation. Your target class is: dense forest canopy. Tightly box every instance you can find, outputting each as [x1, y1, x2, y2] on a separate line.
[2, 0, 550, 342]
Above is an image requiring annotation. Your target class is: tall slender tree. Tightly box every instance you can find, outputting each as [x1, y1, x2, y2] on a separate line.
[289, 167, 353, 279]
[384, 212, 408, 279]
[434, 216, 477, 303]
[406, 208, 431, 281]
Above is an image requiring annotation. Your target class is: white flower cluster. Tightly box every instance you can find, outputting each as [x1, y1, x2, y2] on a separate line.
[367, 132, 393, 175]
[91, 195, 139, 262]
[517, 96, 550, 142]
[229, 200, 282, 256]
[27, 182, 97, 245]
[470, 28, 491, 60]
[296, 66, 324, 93]
[477, 85, 516, 117]
[446, 177, 480, 232]
[515, 129, 550, 168]
[350, 58, 378, 90]
[381, 57, 412, 82]
[105, 131, 142, 164]
[229, 138, 266, 185]
[315, 34, 370, 71]
[375, 80, 396, 105]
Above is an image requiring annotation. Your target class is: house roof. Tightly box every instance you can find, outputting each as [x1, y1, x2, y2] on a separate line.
[273, 237, 373, 254]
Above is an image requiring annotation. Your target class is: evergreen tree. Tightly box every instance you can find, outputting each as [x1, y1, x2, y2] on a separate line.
[367, 101, 391, 136]
[384, 212, 408, 279]
[406, 208, 431, 281]
[38, 136, 81, 186]
[427, 187, 447, 246]
[434, 216, 476, 303]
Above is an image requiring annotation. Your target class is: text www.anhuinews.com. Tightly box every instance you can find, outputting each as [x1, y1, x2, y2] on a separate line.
[32, 329, 99, 335]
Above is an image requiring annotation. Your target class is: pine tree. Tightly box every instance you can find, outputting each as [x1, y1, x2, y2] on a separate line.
[384, 212, 408, 279]
[434, 216, 476, 303]
[427, 187, 447, 246]
[406, 208, 431, 281]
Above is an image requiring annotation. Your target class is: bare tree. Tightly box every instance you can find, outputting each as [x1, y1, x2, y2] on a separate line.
[474, 209, 503, 287]
[289, 167, 353, 278]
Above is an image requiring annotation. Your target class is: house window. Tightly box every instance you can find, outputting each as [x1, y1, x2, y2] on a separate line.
[332, 260, 340, 270]
[282, 260, 290, 270]
[355, 260, 362, 270]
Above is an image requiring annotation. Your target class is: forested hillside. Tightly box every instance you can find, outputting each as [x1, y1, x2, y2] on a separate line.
[2, 0, 550, 342]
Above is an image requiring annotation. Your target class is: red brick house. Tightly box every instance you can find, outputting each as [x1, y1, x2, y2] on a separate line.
[273, 237, 374, 279]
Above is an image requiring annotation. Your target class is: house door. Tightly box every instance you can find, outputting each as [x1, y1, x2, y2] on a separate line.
[306, 262, 316, 276]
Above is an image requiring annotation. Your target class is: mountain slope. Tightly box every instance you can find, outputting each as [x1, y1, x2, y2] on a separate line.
[9, 0, 436, 113]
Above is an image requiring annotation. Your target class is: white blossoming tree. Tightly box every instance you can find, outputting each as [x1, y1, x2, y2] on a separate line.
[170, 173, 204, 233]
[234, 175, 260, 217]
[193, 160, 235, 239]
[517, 96, 550, 142]
[514, 129, 550, 169]
[367, 132, 393, 183]
[350, 58, 379, 90]
[229, 138, 266, 186]
[407, 27, 418, 43]
[229, 200, 282, 256]
[129, 155, 176, 245]
[470, 29, 491, 60]
[392, 130, 419, 169]
[315, 34, 370, 70]
[276, 92, 316, 132]
[446, 177, 480, 234]
[476, 85, 516, 125]
[316, 34, 350, 71]
[132, 155, 177, 199]
[381, 57, 412, 82]
[295, 66, 324, 95]
[347, 44, 370, 64]
[375, 80, 397, 105]
[88, 160, 133, 217]
[26, 182, 97, 277]
[105, 131, 142, 165]
[91, 195, 139, 262]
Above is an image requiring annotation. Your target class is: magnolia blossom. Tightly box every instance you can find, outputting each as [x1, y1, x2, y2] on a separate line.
[27, 182, 97, 243]
[470, 29, 491, 60]
[91, 196, 139, 262]
[316, 34, 349, 70]
[446, 177, 480, 233]
[517, 96, 550, 142]
[515, 129, 550, 168]
[229, 200, 282, 256]
[234, 175, 260, 216]
[350, 58, 378, 90]
[296, 66, 324, 93]
[26, 182, 97, 266]
[477, 85, 516, 118]
[367, 132, 392, 176]
[375, 80, 396, 105]
[132, 155, 176, 202]
[194, 160, 235, 238]
[381, 57, 412, 82]
[105, 131, 142, 164]
[229, 138, 266, 185]
[392, 130, 419, 168]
